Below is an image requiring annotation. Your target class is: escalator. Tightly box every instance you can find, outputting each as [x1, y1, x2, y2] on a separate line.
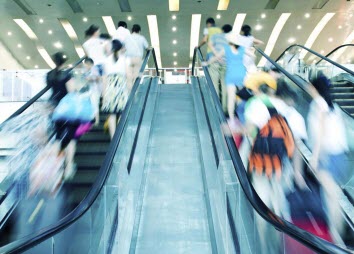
[0, 48, 352, 254]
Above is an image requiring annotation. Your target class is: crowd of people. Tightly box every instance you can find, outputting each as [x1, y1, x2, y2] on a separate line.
[198, 17, 350, 252]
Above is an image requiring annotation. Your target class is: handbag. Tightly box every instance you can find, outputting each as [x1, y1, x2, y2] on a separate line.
[52, 92, 95, 123]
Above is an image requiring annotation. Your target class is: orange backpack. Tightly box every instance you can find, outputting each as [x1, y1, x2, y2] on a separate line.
[248, 106, 295, 179]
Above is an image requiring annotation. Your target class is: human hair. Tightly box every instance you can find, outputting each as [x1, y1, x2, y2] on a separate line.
[310, 71, 334, 110]
[117, 21, 127, 28]
[112, 39, 123, 62]
[84, 57, 94, 65]
[222, 24, 232, 33]
[275, 79, 297, 102]
[241, 25, 252, 36]
[100, 33, 112, 40]
[52, 52, 67, 68]
[132, 24, 141, 33]
[206, 17, 215, 26]
[85, 25, 99, 37]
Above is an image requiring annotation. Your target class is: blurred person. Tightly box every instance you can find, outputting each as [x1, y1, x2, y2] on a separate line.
[47, 52, 78, 180]
[124, 24, 149, 92]
[206, 24, 233, 114]
[83, 25, 107, 77]
[239, 25, 264, 73]
[113, 21, 130, 44]
[83, 57, 100, 124]
[198, 17, 222, 60]
[102, 40, 128, 139]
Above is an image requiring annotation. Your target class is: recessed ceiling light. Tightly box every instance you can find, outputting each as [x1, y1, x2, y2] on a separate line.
[39, 18, 44, 23]
[54, 41, 63, 48]
[297, 25, 302, 29]
[348, 59, 352, 63]
[7, 31, 12, 36]
[17, 43, 22, 48]
[350, 13, 353, 18]
[83, 17, 88, 22]
[102, 16, 116, 36]
[255, 24, 262, 30]
[68, 64, 73, 68]
[48, 30, 53, 35]
[173, 39, 177, 44]
[26, 56, 30, 60]
[63, 55, 67, 59]
[172, 15, 176, 20]
[288, 38, 296, 43]
[261, 13, 266, 19]
[328, 37, 333, 42]
[172, 26, 177, 32]
[216, 14, 221, 19]
[173, 52, 177, 57]
[338, 25, 342, 29]
[127, 16, 132, 21]
[320, 50, 324, 54]
[217, 0, 230, 10]
[173, 61, 177, 65]
[305, 13, 310, 18]
[35, 65, 38, 69]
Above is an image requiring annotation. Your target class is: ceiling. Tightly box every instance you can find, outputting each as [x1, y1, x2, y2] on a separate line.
[0, 0, 353, 69]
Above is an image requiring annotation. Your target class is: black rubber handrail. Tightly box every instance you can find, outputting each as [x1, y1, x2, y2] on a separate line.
[275, 44, 354, 76]
[191, 47, 350, 254]
[0, 48, 159, 254]
[317, 44, 354, 65]
[1, 57, 86, 126]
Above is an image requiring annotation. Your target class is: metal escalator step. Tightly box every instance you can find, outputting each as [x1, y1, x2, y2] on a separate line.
[75, 155, 105, 168]
[333, 99, 354, 106]
[330, 87, 354, 93]
[76, 142, 109, 154]
[341, 106, 354, 113]
[68, 170, 99, 184]
[79, 132, 110, 142]
[331, 93, 354, 99]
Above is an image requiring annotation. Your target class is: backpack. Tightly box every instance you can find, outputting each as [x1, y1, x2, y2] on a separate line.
[248, 106, 295, 179]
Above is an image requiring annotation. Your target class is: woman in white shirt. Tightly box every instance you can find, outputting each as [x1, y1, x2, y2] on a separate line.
[101, 40, 128, 139]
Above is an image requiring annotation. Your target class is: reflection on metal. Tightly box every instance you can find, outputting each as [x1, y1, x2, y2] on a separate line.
[65, 0, 83, 13]
[13, 0, 36, 15]
[118, 0, 131, 12]
[312, 0, 329, 9]
[265, 0, 279, 9]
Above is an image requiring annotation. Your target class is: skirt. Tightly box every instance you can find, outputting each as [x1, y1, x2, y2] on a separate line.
[101, 74, 128, 114]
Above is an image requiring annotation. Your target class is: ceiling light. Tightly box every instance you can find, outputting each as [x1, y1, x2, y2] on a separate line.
[255, 24, 262, 30]
[26, 56, 30, 60]
[172, 15, 176, 20]
[300, 13, 335, 59]
[261, 13, 266, 19]
[172, 26, 177, 32]
[297, 25, 302, 29]
[54, 42, 63, 48]
[320, 50, 324, 54]
[217, 0, 230, 10]
[347, 59, 351, 63]
[83, 17, 88, 22]
[173, 52, 177, 56]
[63, 55, 67, 59]
[13, 19, 38, 40]
[288, 37, 296, 43]
[232, 13, 247, 33]
[350, 14, 353, 18]
[48, 30, 53, 35]
[338, 25, 342, 29]
[35, 65, 38, 69]
[305, 13, 310, 18]
[68, 64, 73, 68]
[17, 43, 22, 48]
[102, 16, 116, 36]
[173, 61, 177, 66]
[127, 16, 132, 21]
[39, 19, 44, 24]
[75, 46, 85, 58]
[7, 31, 12, 36]
[147, 15, 162, 67]
[173, 39, 177, 44]
[189, 14, 202, 58]
[169, 0, 179, 11]
[258, 13, 291, 66]
[328, 37, 333, 42]
[216, 14, 221, 19]
[37, 47, 56, 68]
[59, 19, 79, 40]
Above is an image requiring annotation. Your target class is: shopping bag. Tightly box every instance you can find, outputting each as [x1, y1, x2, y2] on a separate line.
[74, 122, 93, 138]
[52, 92, 95, 123]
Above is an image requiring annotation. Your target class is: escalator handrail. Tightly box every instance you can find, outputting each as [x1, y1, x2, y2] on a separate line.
[191, 47, 350, 254]
[0, 57, 86, 127]
[275, 44, 354, 76]
[317, 44, 354, 65]
[0, 48, 159, 254]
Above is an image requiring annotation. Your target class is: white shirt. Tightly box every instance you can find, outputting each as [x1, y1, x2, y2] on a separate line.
[104, 54, 126, 76]
[83, 38, 107, 65]
[307, 97, 348, 155]
[113, 27, 130, 43]
[125, 33, 149, 58]
[239, 35, 255, 48]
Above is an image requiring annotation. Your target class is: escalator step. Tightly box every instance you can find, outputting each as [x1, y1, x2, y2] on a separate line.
[75, 155, 105, 168]
[79, 132, 110, 142]
[76, 142, 110, 154]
